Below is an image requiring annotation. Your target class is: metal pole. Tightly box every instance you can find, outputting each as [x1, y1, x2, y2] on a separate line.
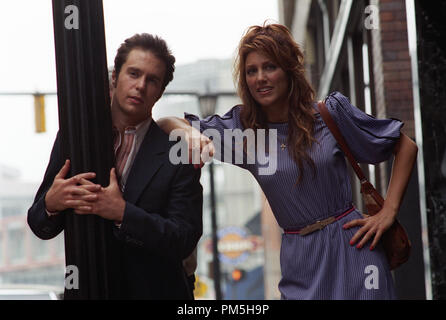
[209, 161, 222, 300]
[52, 0, 119, 299]
[406, 0, 432, 300]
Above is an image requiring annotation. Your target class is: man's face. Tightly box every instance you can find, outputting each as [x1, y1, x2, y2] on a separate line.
[112, 48, 166, 125]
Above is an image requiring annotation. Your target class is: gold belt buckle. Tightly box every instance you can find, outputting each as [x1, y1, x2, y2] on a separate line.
[299, 216, 336, 236]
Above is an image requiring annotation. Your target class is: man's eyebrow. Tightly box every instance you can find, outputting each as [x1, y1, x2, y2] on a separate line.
[146, 73, 161, 81]
[127, 67, 161, 81]
[127, 66, 140, 73]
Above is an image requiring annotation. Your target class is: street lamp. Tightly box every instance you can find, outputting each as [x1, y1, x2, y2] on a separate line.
[198, 94, 218, 119]
[198, 94, 222, 300]
[52, 0, 118, 299]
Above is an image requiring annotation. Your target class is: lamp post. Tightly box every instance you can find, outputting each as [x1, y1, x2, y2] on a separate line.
[198, 94, 222, 300]
[52, 0, 119, 299]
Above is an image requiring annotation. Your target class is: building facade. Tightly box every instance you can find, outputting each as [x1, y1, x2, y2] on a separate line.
[0, 165, 65, 287]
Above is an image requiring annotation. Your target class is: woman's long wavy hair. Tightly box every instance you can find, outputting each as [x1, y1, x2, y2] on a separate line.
[234, 23, 317, 183]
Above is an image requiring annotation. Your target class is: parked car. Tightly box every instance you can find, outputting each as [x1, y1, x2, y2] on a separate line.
[0, 284, 63, 300]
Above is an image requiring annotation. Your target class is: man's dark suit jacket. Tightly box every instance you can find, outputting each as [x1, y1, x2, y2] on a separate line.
[27, 121, 203, 299]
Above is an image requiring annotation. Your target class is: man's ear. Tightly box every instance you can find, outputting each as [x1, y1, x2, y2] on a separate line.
[111, 70, 117, 88]
[155, 87, 166, 102]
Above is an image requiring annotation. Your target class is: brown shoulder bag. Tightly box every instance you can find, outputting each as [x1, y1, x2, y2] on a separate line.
[318, 100, 411, 270]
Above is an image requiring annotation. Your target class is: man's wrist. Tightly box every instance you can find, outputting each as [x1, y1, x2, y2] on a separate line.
[46, 208, 60, 217]
[44, 195, 59, 216]
[114, 199, 126, 224]
[44, 192, 59, 214]
[44, 197, 60, 216]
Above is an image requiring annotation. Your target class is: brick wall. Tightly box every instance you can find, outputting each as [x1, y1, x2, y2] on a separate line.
[372, 0, 415, 138]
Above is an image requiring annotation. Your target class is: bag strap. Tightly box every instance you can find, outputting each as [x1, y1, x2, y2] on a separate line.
[318, 100, 385, 207]
[317, 100, 367, 182]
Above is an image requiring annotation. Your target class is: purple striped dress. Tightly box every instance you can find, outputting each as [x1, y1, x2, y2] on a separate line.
[185, 92, 402, 300]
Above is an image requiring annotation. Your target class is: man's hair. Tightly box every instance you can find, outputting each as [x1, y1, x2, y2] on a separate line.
[113, 33, 175, 90]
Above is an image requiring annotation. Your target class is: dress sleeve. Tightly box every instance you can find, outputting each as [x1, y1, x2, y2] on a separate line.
[325, 92, 404, 164]
[184, 105, 243, 133]
[184, 106, 248, 166]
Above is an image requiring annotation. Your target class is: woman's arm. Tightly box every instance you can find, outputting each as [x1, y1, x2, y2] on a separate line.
[157, 117, 215, 168]
[157, 117, 191, 134]
[344, 133, 418, 250]
[383, 133, 418, 214]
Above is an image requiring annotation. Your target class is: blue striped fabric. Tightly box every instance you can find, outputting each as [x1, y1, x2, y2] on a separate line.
[185, 91, 403, 300]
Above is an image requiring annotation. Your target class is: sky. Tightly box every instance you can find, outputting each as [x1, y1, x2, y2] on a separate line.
[0, 0, 279, 183]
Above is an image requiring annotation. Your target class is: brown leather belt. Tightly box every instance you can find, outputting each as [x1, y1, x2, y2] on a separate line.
[284, 206, 355, 236]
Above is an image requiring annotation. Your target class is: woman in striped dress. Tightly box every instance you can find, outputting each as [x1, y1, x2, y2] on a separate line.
[158, 23, 418, 299]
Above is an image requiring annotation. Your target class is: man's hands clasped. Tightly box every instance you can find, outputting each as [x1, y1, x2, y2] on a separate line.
[45, 159, 125, 223]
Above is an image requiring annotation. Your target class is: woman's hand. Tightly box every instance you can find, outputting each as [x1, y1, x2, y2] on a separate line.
[157, 117, 215, 169]
[184, 126, 215, 169]
[343, 206, 397, 251]
[344, 133, 417, 251]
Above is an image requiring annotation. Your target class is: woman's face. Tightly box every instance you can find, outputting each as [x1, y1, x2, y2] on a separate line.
[245, 50, 289, 112]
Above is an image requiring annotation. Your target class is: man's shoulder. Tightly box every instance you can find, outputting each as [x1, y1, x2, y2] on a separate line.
[145, 122, 199, 173]
[148, 120, 178, 146]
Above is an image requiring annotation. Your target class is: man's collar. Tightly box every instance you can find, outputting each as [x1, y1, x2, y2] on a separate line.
[134, 117, 152, 136]
[113, 116, 152, 136]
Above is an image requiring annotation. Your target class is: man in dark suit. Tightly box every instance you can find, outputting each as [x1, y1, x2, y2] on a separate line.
[27, 34, 202, 299]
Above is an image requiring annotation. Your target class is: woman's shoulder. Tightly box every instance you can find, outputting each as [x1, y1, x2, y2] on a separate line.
[199, 105, 243, 125]
[221, 104, 243, 119]
[185, 105, 242, 122]
[201, 105, 243, 121]
[324, 92, 354, 113]
[324, 91, 376, 121]
[323, 91, 403, 141]
[184, 105, 245, 131]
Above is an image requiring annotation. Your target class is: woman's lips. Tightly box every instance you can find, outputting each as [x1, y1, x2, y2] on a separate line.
[257, 87, 273, 95]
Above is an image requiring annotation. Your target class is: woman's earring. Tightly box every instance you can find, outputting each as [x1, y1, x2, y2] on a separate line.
[288, 79, 294, 100]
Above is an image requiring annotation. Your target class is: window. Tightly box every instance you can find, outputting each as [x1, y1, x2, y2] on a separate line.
[0, 197, 32, 218]
[1, 204, 25, 218]
[31, 232, 49, 261]
[54, 232, 65, 258]
[8, 226, 25, 265]
[0, 231, 3, 267]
